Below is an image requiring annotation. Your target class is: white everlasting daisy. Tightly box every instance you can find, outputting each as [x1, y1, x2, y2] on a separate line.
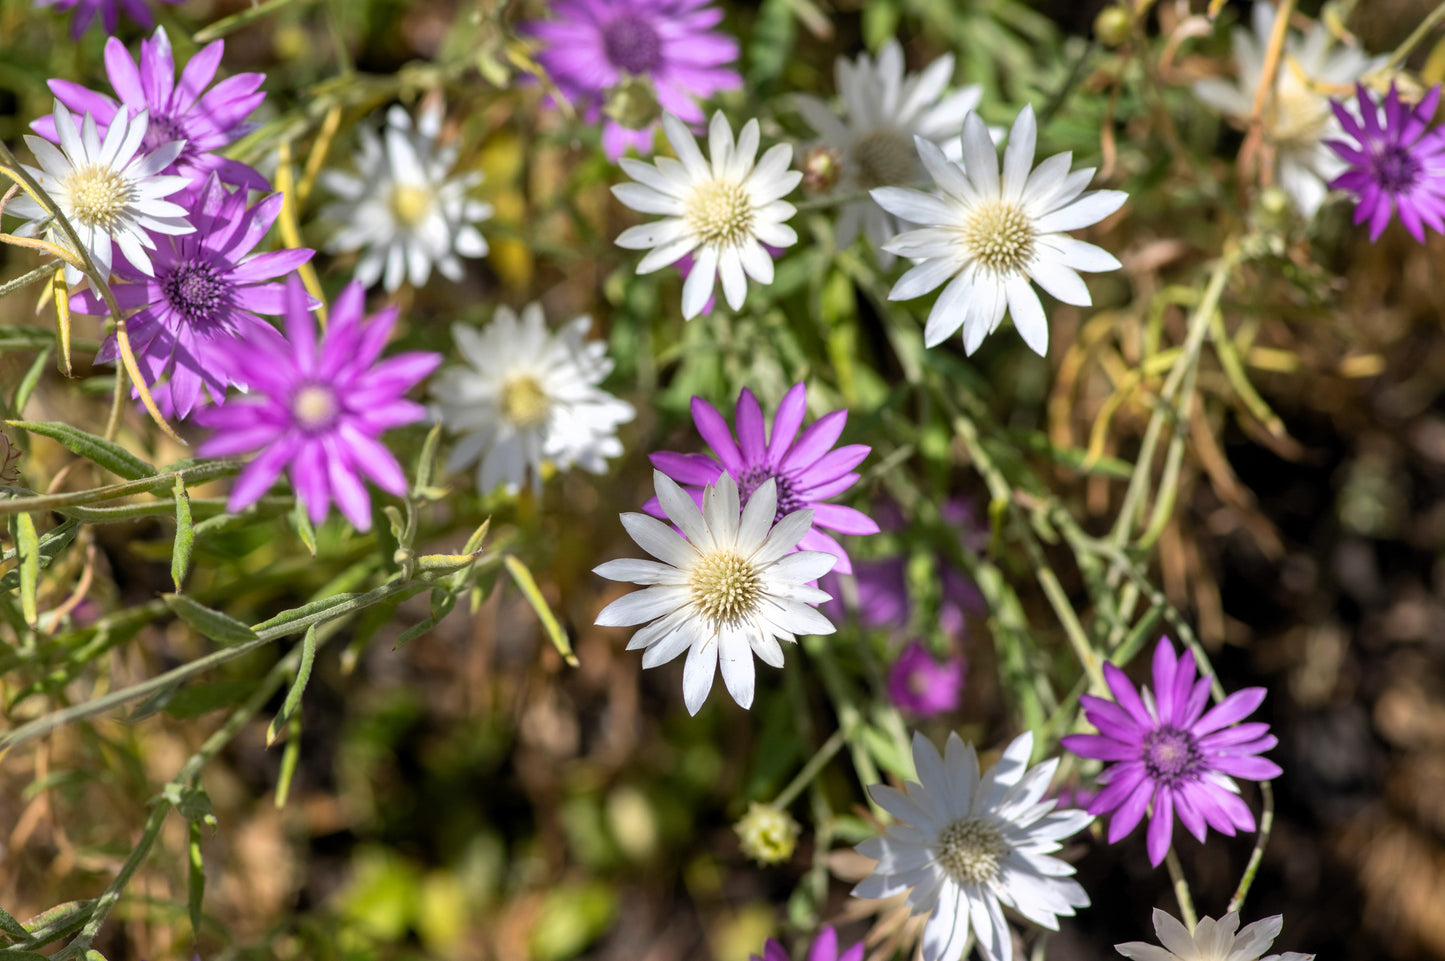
[872, 105, 1126, 356]
[320, 103, 492, 292]
[612, 112, 803, 320]
[7, 101, 191, 287]
[594, 471, 837, 715]
[1192, 2, 1378, 218]
[430, 302, 635, 496]
[793, 39, 983, 261]
[1116, 909, 1313, 961]
[852, 730, 1093, 961]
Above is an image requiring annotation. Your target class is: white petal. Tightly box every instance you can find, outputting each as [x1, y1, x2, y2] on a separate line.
[1001, 104, 1037, 201]
[1004, 275, 1049, 356]
[682, 634, 719, 715]
[681, 245, 718, 319]
[595, 586, 687, 626]
[717, 630, 756, 708]
[1033, 189, 1127, 233]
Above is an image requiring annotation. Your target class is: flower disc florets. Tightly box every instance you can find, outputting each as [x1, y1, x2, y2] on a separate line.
[602, 15, 664, 73]
[935, 816, 1008, 885]
[963, 200, 1036, 275]
[688, 550, 762, 628]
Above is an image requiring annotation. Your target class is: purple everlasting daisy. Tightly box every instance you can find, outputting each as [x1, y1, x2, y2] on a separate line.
[34, 0, 182, 39]
[1328, 83, 1445, 242]
[1061, 638, 1283, 867]
[195, 278, 441, 531]
[887, 641, 966, 717]
[752, 927, 863, 961]
[34, 26, 267, 192]
[71, 175, 315, 419]
[646, 382, 880, 573]
[526, 0, 742, 159]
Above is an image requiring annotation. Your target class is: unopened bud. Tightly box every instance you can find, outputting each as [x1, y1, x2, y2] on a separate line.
[735, 802, 799, 865]
[1094, 6, 1133, 48]
[800, 145, 843, 195]
[604, 74, 662, 133]
[1253, 186, 1294, 231]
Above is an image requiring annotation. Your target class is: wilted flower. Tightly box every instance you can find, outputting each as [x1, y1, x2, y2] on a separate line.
[1328, 84, 1445, 243]
[1061, 637, 1282, 866]
[526, 0, 742, 159]
[612, 112, 801, 319]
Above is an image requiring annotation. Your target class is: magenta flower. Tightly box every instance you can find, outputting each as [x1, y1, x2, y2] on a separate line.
[753, 927, 863, 961]
[1328, 83, 1445, 242]
[821, 556, 909, 629]
[195, 278, 441, 531]
[34, 26, 267, 192]
[526, 0, 741, 159]
[1061, 638, 1282, 867]
[646, 383, 879, 573]
[887, 641, 966, 717]
[34, 0, 182, 38]
[71, 175, 315, 419]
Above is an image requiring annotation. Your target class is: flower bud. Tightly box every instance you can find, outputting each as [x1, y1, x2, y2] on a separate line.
[735, 802, 799, 865]
[604, 74, 662, 132]
[1094, 6, 1133, 47]
[800, 145, 843, 195]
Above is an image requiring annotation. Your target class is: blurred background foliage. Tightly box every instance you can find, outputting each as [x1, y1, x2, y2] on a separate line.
[2, 0, 1445, 959]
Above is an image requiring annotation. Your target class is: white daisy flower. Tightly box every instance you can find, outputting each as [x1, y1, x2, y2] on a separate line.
[1116, 909, 1313, 961]
[7, 101, 191, 287]
[1192, 2, 1378, 218]
[793, 38, 984, 262]
[612, 111, 803, 320]
[320, 102, 492, 292]
[852, 730, 1093, 961]
[430, 302, 635, 496]
[594, 470, 837, 715]
[872, 105, 1126, 356]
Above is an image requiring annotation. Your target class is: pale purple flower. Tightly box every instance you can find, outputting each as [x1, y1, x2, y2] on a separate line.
[1328, 83, 1445, 242]
[34, 26, 267, 192]
[71, 175, 315, 419]
[195, 278, 441, 531]
[646, 382, 879, 573]
[34, 0, 182, 39]
[1061, 637, 1283, 866]
[526, 0, 741, 159]
[753, 927, 863, 961]
[888, 641, 966, 717]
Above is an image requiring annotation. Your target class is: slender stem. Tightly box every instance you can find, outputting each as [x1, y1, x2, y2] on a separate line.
[1165, 848, 1198, 931]
[55, 803, 169, 959]
[773, 727, 847, 810]
[1228, 780, 1276, 914]
[1379, 0, 1445, 73]
[0, 460, 244, 517]
[0, 263, 58, 298]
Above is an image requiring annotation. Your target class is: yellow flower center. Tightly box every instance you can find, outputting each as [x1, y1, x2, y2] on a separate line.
[935, 816, 1008, 885]
[961, 200, 1035, 275]
[689, 549, 761, 628]
[64, 164, 132, 230]
[292, 384, 339, 432]
[851, 128, 917, 190]
[687, 179, 754, 248]
[389, 184, 434, 229]
[500, 374, 551, 430]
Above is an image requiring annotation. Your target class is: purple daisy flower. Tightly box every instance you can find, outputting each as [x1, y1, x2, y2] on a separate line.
[753, 927, 863, 961]
[1328, 83, 1445, 242]
[1061, 637, 1283, 867]
[887, 641, 966, 717]
[646, 382, 879, 573]
[34, 26, 267, 192]
[195, 278, 441, 531]
[526, 0, 741, 159]
[34, 0, 182, 39]
[71, 175, 315, 419]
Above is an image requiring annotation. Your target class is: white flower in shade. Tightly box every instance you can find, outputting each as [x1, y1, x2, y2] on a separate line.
[852, 730, 1093, 961]
[1192, 2, 1378, 218]
[430, 302, 634, 496]
[793, 39, 984, 262]
[594, 471, 837, 715]
[320, 103, 492, 292]
[612, 112, 802, 320]
[7, 101, 191, 287]
[1116, 909, 1313, 961]
[872, 105, 1126, 356]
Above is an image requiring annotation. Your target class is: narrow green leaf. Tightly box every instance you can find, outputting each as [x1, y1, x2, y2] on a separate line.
[504, 555, 577, 667]
[12, 347, 51, 417]
[290, 497, 317, 556]
[162, 680, 253, 718]
[163, 594, 259, 644]
[267, 624, 316, 746]
[162, 782, 215, 822]
[8, 420, 155, 480]
[0, 518, 77, 593]
[187, 821, 203, 941]
[15, 513, 39, 626]
[51, 267, 72, 377]
[171, 476, 193, 592]
[274, 713, 301, 808]
[393, 591, 454, 649]
[126, 680, 179, 722]
[0, 903, 31, 940]
[250, 592, 362, 633]
[413, 422, 444, 494]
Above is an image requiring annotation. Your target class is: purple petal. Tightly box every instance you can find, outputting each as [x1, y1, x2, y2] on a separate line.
[734, 387, 768, 465]
[767, 382, 808, 460]
[1192, 687, 1267, 735]
[649, 450, 723, 486]
[1145, 789, 1175, 866]
[691, 395, 744, 471]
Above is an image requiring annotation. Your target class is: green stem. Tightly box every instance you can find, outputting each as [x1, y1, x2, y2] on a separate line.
[1227, 780, 1275, 914]
[773, 727, 847, 810]
[1165, 848, 1198, 931]
[0, 460, 244, 517]
[1379, 0, 1445, 73]
[0, 264, 58, 298]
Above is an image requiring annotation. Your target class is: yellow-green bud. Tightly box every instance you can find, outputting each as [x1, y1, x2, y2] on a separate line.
[735, 802, 800, 865]
[800, 145, 844, 195]
[1253, 186, 1294, 232]
[1094, 6, 1133, 48]
[604, 74, 662, 132]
